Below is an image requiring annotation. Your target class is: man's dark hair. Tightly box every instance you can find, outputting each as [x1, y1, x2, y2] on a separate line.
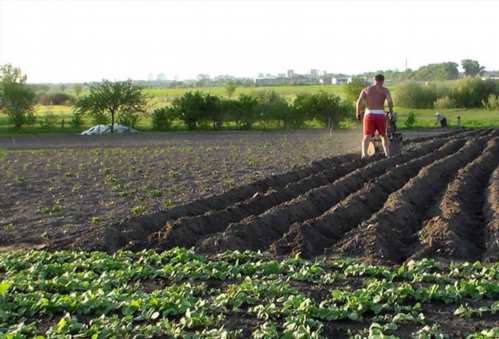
[375, 74, 385, 82]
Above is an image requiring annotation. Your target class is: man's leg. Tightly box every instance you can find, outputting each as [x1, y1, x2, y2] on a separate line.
[362, 114, 372, 158]
[377, 114, 390, 157]
[380, 135, 390, 157]
[362, 135, 370, 158]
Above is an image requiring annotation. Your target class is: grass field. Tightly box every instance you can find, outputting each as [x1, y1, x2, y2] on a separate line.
[0, 84, 498, 135]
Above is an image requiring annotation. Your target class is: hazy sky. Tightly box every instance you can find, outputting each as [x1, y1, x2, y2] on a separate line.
[1, 0, 498, 83]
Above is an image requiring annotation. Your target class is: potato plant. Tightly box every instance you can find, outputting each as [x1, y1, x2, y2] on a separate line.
[0, 249, 498, 338]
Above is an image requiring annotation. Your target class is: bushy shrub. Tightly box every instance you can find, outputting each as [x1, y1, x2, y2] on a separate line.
[395, 82, 437, 109]
[234, 94, 258, 129]
[482, 94, 499, 111]
[204, 94, 223, 129]
[404, 112, 416, 129]
[70, 111, 84, 128]
[171, 91, 205, 129]
[450, 78, 497, 108]
[118, 111, 140, 128]
[254, 90, 290, 128]
[434, 96, 457, 109]
[293, 91, 351, 128]
[151, 107, 176, 130]
[39, 113, 58, 129]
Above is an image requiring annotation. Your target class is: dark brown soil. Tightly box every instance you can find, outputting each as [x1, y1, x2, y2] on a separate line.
[413, 137, 499, 261]
[484, 165, 499, 262]
[72, 128, 499, 264]
[4, 128, 499, 264]
[330, 132, 497, 263]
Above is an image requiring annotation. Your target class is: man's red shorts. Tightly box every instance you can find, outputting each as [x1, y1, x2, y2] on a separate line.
[363, 114, 386, 137]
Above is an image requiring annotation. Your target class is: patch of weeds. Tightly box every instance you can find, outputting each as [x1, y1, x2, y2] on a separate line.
[147, 188, 162, 197]
[38, 207, 51, 215]
[3, 223, 14, 233]
[131, 205, 146, 216]
[163, 199, 174, 208]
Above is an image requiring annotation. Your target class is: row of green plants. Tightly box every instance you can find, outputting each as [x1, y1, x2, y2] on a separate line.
[396, 78, 499, 109]
[1, 249, 498, 338]
[149, 90, 353, 131]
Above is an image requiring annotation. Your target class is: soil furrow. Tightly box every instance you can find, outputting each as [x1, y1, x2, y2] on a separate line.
[483, 165, 499, 262]
[101, 152, 358, 251]
[412, 137, 499, 260]
[197, 139, 450, 253]
[149, 156, 379, 249]
[329, 134, 491, 263]
[271, 138, 466, 258]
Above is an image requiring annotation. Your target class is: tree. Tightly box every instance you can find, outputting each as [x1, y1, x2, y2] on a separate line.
[461, 59, 485, 77]
[413, 62, 459, 81]
[73, 83, 83, 97]
[74, 80, 147, 133]
[0, 64, 36, 128]
[225, 81, 237, 98]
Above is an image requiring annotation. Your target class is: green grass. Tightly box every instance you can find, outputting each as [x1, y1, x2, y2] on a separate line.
[396, 107, 499, 129]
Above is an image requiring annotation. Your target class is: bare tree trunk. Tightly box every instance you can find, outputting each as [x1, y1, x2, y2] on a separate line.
[328, 117, 333, 136]
[111, 111, 115, 133]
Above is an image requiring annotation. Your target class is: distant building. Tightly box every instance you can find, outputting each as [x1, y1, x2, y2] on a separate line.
[331, 77, 352, 85]
[310, 69, 320, 79]
[197, 74, 210, 81]
[255, 76, 288, 86]
[156, 73, 167, 82]
[287, 69, 295, 78]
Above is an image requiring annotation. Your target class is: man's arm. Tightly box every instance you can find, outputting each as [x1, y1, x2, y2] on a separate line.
[385, 88, 394, 113]
[356, 90, 367, 121]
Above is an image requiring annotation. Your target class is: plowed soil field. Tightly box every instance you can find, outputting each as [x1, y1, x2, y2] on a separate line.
[71, 128, 499, 264]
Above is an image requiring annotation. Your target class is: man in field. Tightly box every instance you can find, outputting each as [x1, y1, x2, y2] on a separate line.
[356, 74, 394, 158]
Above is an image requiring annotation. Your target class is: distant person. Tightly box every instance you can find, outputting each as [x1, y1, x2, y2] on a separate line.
[456, 115, 462, 128]
[435, 112, 448, 128]
[356, 74, 393, 158]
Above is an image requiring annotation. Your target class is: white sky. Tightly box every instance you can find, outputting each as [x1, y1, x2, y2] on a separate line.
[0, 0, 498, 83]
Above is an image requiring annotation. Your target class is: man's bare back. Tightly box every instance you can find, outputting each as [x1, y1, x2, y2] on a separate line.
[364, 85, 391, 110]
[357, 84, 393, 115]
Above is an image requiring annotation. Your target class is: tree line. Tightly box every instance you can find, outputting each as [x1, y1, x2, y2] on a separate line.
[361, 59, 488, 82]
[0, 65, 353, 131]
[3, 62, 499, 131]
[396, 78, 499, 109]
[75, 82, 353, 131]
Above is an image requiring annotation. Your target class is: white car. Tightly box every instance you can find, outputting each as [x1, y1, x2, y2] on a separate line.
[81, 124, 137, 135]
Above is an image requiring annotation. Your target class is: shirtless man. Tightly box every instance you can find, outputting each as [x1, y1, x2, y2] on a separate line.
[356, 74, 394, 158]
